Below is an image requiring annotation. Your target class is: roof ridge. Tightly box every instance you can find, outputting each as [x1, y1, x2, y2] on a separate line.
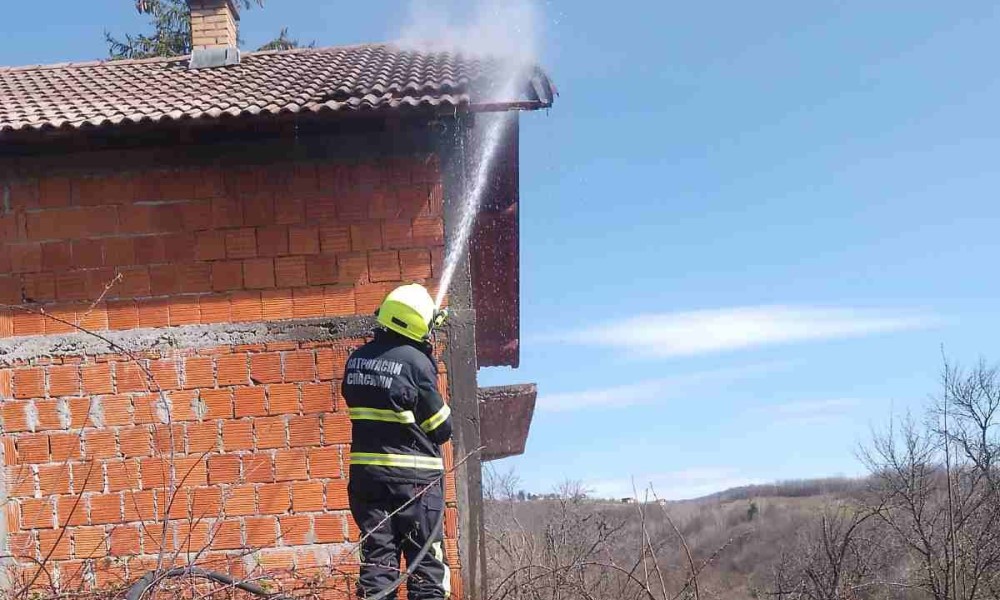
[0, 42, 402, 73]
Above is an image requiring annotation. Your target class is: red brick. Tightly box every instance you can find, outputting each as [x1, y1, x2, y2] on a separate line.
[256, 226, 288, 257]
[231, 291, 263, 322]
[195, 230, 227, 261]
[288, 226, 320, 255]
[314, 514, 345, 543]
[212, 260, 244, 291]
[279, 514, 312, 546]
[326, 478, 349, 510]
[41, 241, 72, 270]
[234, 387, 267, 417]
[89, 493, 123, 525]
[244, 454, 273, 483]
[50, 432, 81, 461]
[163, 232, 197, 263]
[10, 243, 41, 273]
[187, 421, 220, 453]
[319, 225, 350, 254]
[243, 193, 275, 227]
[3, 400, 33, 433]
[244, 258, 275, 289]
[246, 516, 278, 547]
[119, 427, 151, 458]
[21, 275, 55, 307]
[72, 460, 103, 494]
[75, 526, 108, 558]
[22, 497, 55, 529]
[200, 388, 233, 419]
[184, 356, 215, 389]
[148, 359, 179, 391]
[148, 263, 178, 295]
[177, 262, 212, 293]
[288, 415, 322, 447]
[55, 495, 87, 527]
[399, 248, 433, 280]
[139, 457, 170, 490]
[106, 460, 141, 492]
[33, 399, 63, 431]
[368, 250, 401, 283]
[207, 454, 241, 484]
[175, 456, 208, 487]
[84, 429, 118, 459]
[274, 448, 308, 481]
[262, 289, 293, 320]
[6, 465, 36, 497]
[308, 446, 341, 479]
[250, 353, 282, 384]
[211, 519, 244, 549]
[14, 368, 45, 399]
[305, 255, 338, 286]
[109, 526, 141, 556]
[122, 489, 156, 521]
[103, 237, 136, 266]
[169, 296, 201, 326]
[106, 300, 139, 331]
[225, 228, 257, 259]
[283, 351, 316, 382]
[82, 364, 113, 395]
[291, 481, 325, 513]
[350, 223, 382, 251]
[45, 365, 79, 398]
[38, 529, 69, 560]
[337, 253, 369, 284]
[116, 362, 148, 394]
[222, 420, 253, 452]
[37, 463, 71, 495]
[200, 294, 231, 324]
[137, 298, 170, 328]
[324, 410, 352, 444]
[275, 256, 307, 288]
[292, 286, 326, 318]
[217, 354, 248, 386]
[257, 483, 291, 514]
[133, 393, 165, 425]
[267, 383, 299, 414]
[191, 486, 223, 519]
[301, 383, 334, 413]
[224, 484, 256, 516]
[255, 416, 286, 449]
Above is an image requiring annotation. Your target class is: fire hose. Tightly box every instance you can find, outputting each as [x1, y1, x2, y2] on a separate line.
[125, 508, 444, 600]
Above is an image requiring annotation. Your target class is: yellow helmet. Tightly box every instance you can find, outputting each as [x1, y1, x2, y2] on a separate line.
[376, 284, 445, 342]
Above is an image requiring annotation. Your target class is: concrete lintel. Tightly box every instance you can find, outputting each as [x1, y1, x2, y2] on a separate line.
[0, 316, 377, 365]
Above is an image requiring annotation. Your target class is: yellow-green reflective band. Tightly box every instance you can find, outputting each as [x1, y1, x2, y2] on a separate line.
[420, 405, 452, 433]
[348, 407, 416, 424]
[350, 452, 444, 470]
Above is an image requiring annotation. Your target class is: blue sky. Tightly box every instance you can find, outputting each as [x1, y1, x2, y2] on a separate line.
[4, 1, 1000, 499]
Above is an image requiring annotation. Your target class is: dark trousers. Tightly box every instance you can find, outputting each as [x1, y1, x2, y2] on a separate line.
[348, 477, 450, 600]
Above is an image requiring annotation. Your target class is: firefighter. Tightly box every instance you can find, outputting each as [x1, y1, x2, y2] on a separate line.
[342, 283, 453, 600]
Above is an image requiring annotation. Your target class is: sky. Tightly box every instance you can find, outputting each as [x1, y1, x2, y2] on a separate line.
[3, 1, 1000, 500]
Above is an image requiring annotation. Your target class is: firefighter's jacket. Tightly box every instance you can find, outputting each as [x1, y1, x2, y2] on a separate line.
[342, 330, 453, 484]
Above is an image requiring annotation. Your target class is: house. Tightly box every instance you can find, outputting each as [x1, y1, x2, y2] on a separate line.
[0, 0, 553, 596]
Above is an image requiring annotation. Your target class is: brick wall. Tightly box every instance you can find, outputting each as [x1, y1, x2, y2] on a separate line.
[0, 156, 460, 595]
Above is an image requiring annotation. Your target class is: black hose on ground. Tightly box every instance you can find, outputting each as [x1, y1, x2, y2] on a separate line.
[124, 508, 445, 600]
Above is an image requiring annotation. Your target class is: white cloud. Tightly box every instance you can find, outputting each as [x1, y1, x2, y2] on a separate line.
[587, 468, 764, 501]
[542, 306, 936, 359]
[538, 361, 789, 412]
[765, 398, 863, 425]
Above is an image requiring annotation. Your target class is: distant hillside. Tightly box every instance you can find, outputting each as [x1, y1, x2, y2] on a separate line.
[485, 476, 869, 600]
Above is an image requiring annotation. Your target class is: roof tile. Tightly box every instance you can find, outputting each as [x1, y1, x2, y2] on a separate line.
[0, 43, 555, 134]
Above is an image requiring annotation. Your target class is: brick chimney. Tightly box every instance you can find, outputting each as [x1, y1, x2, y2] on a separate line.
[188, 0, 240, 50]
